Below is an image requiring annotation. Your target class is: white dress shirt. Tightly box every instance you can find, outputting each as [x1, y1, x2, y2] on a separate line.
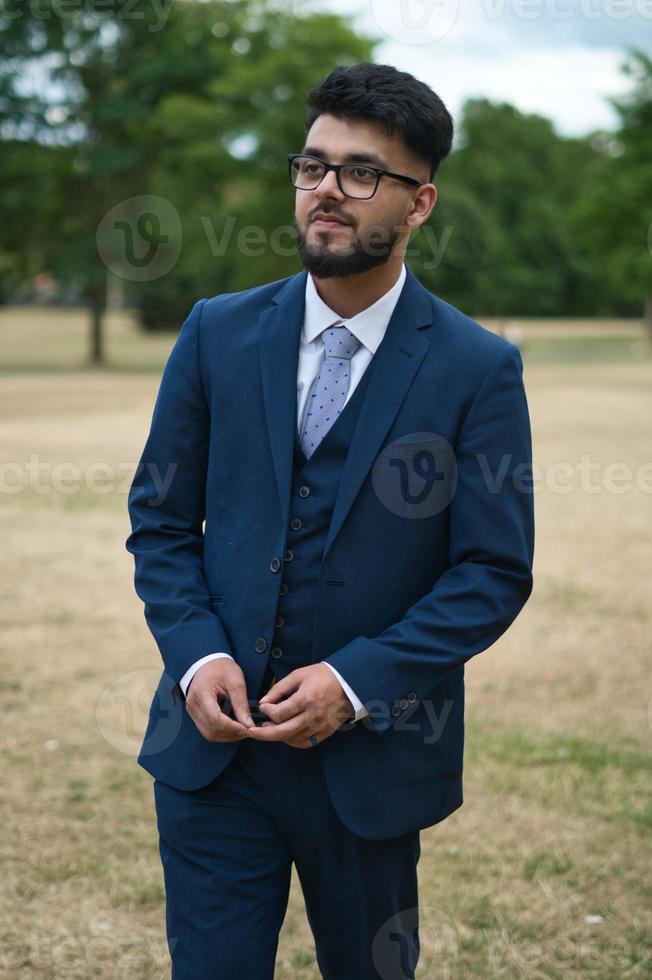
[179, 262, 408, 723]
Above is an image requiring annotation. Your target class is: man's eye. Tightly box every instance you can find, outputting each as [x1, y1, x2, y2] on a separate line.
[350, 167, 375, 180]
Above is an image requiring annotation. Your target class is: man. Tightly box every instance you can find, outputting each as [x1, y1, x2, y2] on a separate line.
[125, 62, 534, 980]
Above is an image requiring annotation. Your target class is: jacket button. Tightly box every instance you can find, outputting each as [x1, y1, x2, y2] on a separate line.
[391, 704, 401, 717]
[275, 615, 285, 628]
[279, 583, 289, 596]
[284, 549, 294, 562]
[399, 698, 409, 709]
[407, 692, 416, 703]
[254, 637, 267, 653]
[290, 517, 302, 530]
[271, 646, 283, 659]
[298, 485, 310, 497]
[270, 557, 281, 572]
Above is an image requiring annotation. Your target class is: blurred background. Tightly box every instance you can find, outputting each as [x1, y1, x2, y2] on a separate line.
[1, 1, 650, 977]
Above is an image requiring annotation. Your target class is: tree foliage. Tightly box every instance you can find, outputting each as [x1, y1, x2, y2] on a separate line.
[1, 3, 650, 343]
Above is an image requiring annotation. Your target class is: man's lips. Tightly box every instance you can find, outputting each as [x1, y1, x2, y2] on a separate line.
[312, 215, 350, 227]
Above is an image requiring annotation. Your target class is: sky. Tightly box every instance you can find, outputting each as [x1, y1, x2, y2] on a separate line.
[310, 0, 652, 138]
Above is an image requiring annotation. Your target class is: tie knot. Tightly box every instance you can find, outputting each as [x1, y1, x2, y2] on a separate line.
[322, 324, 360, 361]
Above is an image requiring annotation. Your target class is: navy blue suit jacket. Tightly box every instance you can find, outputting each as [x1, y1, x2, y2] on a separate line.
[125, 263, 534, 839]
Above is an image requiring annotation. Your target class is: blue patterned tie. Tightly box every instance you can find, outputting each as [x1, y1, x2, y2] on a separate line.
[299, 323, 361, 459]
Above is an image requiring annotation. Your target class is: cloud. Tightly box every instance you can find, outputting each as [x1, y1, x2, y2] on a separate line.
[314, 0, 650, 135]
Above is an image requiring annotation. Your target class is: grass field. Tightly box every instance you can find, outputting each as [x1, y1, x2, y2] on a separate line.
[1, 306, 651, 979]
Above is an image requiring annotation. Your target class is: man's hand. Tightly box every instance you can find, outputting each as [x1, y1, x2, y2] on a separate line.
[185, 659, 255, 742]
[246, 664, 355, 749]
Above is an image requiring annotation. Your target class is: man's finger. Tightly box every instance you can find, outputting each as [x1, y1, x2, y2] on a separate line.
[258, 693, 302, 723]
[258, 672, 301, 705]
[224, 679, 255, 728]
[196, 690, 250, 739]
[246, 713, 307, 741]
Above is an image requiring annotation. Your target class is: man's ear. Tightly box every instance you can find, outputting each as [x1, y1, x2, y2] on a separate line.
[406, 183, 437, 230]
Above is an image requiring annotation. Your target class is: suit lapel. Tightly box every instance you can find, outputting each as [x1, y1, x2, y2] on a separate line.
[258, 264, 434, 558]
[258, 271, 307, 532]
[322, 267, 433, 561]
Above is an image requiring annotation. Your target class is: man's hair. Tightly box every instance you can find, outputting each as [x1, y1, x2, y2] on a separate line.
[304, 62, 454, 183]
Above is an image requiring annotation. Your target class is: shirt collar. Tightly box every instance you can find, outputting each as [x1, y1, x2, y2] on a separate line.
[303, 262, 407, 355]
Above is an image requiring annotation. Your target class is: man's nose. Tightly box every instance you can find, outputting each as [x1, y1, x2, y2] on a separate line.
[315, 169, 345, 200]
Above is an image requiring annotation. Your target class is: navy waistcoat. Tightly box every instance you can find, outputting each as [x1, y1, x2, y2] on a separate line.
[262, 353, 376, 690]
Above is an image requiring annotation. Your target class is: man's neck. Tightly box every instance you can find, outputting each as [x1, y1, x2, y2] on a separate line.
[309, 259, 404, 319]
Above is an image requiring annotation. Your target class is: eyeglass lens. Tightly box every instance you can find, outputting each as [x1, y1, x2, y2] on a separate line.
[290, 156, 378, 198]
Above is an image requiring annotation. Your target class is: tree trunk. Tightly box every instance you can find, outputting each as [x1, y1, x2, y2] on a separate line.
[645, 295, 652, 344]
[88, 278, 107, 365]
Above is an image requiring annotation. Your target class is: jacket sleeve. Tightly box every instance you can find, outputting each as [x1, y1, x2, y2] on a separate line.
[125, 298, 234, 690]
[323, 344, 535, 733]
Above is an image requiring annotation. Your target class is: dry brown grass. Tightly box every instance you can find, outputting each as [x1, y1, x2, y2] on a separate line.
[1, 307, 650, 979]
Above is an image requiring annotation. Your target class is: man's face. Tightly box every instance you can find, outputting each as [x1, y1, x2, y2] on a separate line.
[292, 114, 429, 278]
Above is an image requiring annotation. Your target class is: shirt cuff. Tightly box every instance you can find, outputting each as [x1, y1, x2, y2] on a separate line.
[179, 652, 234, 697]
[321, 662, 369, 721]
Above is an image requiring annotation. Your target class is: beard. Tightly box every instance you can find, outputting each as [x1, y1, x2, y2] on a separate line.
[293, 214, 402, 279]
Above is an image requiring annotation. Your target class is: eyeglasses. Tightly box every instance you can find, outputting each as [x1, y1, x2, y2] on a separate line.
[287, 153, 423, 200]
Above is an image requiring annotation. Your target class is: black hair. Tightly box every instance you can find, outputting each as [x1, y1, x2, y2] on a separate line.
[304, 62, 454, 183]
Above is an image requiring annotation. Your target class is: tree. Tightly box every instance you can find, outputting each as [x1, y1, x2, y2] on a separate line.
[573, 50, 652, 336]
[0, 0, 373, 358]
[418, 99, 603, 316]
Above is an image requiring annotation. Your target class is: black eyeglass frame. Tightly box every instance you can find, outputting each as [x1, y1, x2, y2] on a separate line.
[287, 153, 423, 199]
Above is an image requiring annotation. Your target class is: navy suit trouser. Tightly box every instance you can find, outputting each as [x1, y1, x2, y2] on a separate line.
[153, 735, 421, 979]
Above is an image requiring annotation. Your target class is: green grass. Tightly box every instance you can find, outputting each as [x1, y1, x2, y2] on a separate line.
[520, 334, 650, 365]
[467, 722, 652, 830]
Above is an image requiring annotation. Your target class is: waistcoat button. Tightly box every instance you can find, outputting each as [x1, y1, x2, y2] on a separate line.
[270, 557, 281, 572]
[298, 485, 310, 497]
[275, 615, 285, 628]
[284, 549, 294, 562]
[279, 583, 289, 596]
[271, 646, 283, 659]
[254, 637, 267, 653]
[290, 518, 302, 530]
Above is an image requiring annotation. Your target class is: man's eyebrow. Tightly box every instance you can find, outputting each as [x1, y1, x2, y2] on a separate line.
[301, 147, 390, 170]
